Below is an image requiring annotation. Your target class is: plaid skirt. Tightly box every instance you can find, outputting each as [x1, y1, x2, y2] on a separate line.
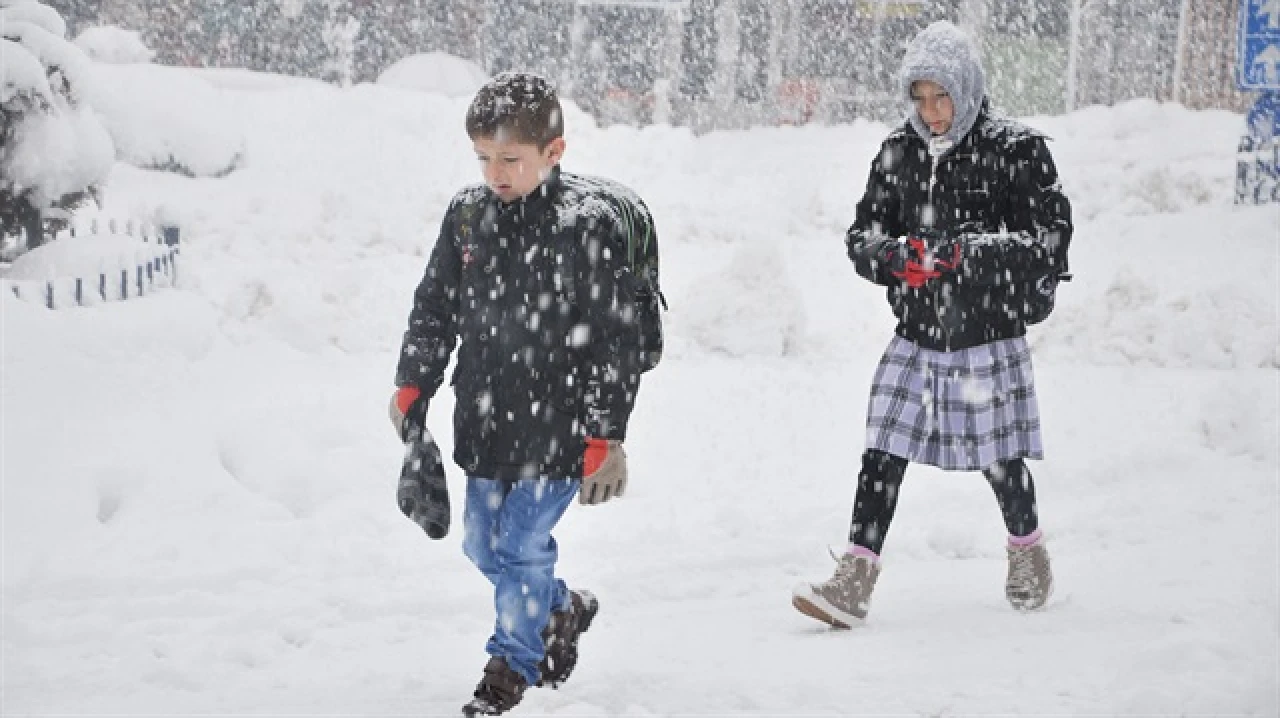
[865, 335, 1044, 471]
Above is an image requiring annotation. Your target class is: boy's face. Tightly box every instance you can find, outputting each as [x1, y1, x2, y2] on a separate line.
[473, 135, 566, 202]
[911, 80, 954, 136]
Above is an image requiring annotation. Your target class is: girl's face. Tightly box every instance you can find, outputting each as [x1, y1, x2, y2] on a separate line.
[911, 80, 954, 136]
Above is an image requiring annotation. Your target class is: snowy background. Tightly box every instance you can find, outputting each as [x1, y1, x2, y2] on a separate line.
[41, 0, 1254, 129]
[3, 39, 1280, 718]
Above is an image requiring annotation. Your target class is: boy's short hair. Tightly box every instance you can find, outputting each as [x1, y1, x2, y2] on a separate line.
[465, 72, 564, 148]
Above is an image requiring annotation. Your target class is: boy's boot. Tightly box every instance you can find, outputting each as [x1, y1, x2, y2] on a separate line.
[1006, 532, 1053, 611]
[791, 552, 880, 628]
[462, 656, 527, 717]
[537, 589, 599, 688]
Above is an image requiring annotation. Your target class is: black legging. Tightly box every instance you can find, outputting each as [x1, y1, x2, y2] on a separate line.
[848, 449, 1039, 555]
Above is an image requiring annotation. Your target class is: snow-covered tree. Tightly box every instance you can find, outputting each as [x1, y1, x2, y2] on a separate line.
[319, 7, 360, 86]
[1, 0, 113, 249]
[73, 24, 155, 64]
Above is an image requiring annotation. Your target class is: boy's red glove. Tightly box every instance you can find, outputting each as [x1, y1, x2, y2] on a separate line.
[389, 386, 427, 442]
[581, 438, 627, 505]
[583, 437, 609, 476]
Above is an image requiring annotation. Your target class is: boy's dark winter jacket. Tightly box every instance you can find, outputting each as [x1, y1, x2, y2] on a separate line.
[396, 167, 648, 481]
[847, 106, 1074, 351]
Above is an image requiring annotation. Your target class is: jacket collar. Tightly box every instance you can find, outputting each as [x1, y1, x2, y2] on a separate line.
[493, 165, 561, 221]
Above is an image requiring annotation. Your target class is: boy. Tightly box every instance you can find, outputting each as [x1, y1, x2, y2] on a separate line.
[391, 72, 659, 716]
[791, 21, 1073, 627]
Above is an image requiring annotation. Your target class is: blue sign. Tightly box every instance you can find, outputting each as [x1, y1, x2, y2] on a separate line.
[1247, 91, 1280, 140]
[1240, 0, 1280, 89]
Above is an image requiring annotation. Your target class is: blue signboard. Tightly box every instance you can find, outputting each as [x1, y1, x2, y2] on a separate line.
[1240, 0, 1280, 89]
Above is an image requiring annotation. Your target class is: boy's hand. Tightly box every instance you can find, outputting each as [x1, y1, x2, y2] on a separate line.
[580, 438, 627, 505]
[389, 386, 428, 442]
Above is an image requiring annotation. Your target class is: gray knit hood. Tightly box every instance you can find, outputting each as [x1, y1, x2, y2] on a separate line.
[898, 21, 986, 152]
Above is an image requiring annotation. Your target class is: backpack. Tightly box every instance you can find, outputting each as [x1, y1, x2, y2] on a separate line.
[1019, 230, 1071, 325]
[559, 175, 666, 372]
[610, 192, 666, 372]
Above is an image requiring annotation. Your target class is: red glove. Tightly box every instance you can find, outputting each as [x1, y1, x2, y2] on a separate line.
[891, 236, 961, 288]
[583, 437, 610, 477]
[394, 386, 421, 415]
[580, 437, 628, 505]
[929, 238, 963, 272]
[389, 386, 427, 441]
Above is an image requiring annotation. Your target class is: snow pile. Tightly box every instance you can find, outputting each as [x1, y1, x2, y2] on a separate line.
[376, 51, 489, 99]
[81, 63, 245, 178]
[1024, 101, 1277, 370]
[1198, 379, 1279, 464]
[1032, 99, 1239, 220]
[681, 240, 806, 357]
[73, 25, 155, 64]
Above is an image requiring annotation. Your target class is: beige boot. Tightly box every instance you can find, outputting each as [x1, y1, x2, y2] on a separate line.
[1006, 536, 1053, 611]
[792, 552, 880, 628]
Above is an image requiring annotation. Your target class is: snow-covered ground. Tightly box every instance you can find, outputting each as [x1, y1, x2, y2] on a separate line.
[2, 63, 1278, 716]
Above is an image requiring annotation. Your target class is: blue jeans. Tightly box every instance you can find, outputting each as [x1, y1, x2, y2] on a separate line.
[462, 477, 579, 685]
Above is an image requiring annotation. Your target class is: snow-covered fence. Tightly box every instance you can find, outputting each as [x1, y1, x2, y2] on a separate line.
[1, 221, 181, 309]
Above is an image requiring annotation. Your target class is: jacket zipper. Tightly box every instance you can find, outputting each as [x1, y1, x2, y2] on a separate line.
[927, 152, 952, 350]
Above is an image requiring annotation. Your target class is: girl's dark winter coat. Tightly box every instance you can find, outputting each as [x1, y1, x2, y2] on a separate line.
[847, 105, 1074, 351]
[396, 167, 645, 481]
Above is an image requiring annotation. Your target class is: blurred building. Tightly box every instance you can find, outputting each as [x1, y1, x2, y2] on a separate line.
[47, 0, 1251, 128]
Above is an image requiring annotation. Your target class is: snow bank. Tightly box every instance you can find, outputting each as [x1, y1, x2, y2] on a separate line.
[681, 240, 806, 357]
[376, 51, 489, 98]
[81, 63, 245, 178]
[73, 25, 155, 64]
[1032, 99, 1242, 220]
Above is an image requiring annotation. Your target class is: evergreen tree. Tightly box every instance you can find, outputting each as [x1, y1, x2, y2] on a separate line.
[1, 0, 112, 250]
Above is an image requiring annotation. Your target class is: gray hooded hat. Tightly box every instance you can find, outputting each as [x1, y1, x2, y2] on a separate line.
[898, 21, 986, 152]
